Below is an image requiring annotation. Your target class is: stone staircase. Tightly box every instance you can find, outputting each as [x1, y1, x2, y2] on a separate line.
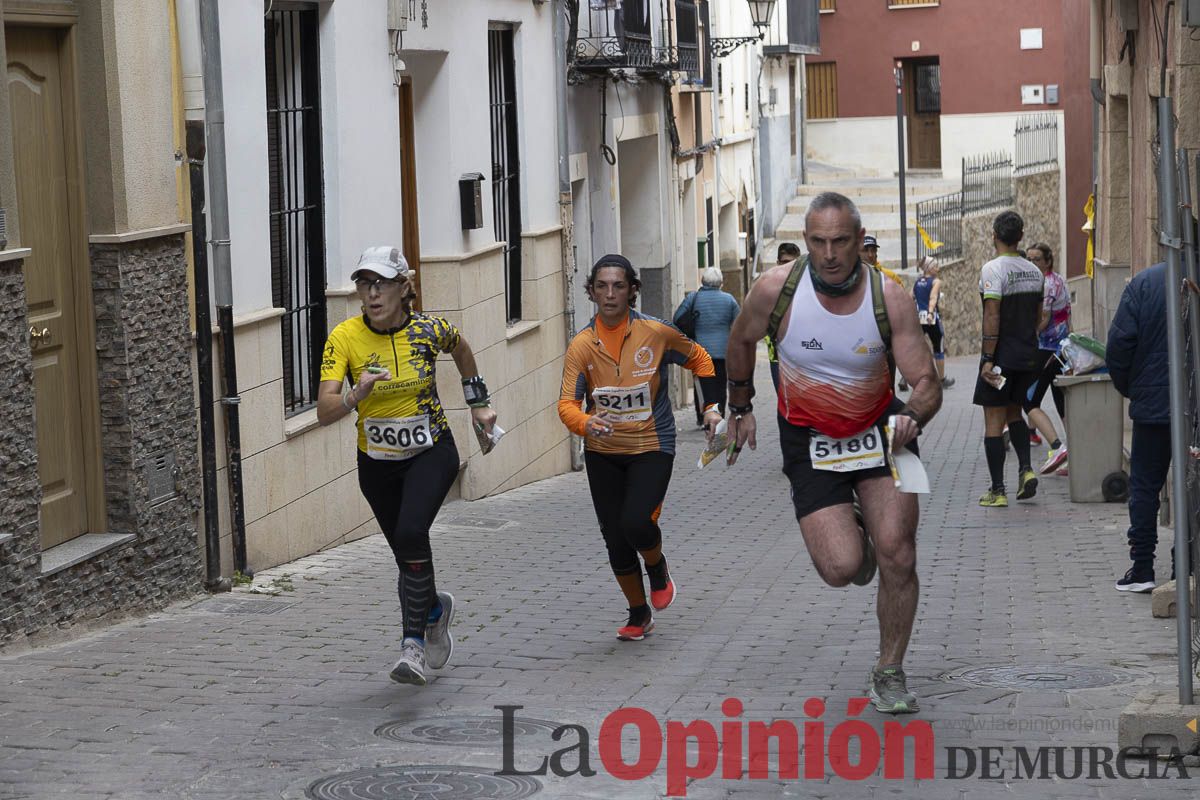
[774, 166, 959, 274]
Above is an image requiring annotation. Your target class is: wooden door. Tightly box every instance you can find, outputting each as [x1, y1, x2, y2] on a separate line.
[904, 59, 941, 170]
[398, 78, 421, 310]
[7, 26, 98, 548]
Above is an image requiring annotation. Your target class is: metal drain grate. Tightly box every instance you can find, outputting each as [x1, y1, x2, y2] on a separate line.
[442, 517, 510, 530]
[375, 715, 563, 746]
[199, 598, 296, 615]
[946, 664, 1139, 690]
[306, 765, 540, 800]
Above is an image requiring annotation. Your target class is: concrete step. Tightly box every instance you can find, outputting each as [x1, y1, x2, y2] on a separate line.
[795, 180, 958, 199]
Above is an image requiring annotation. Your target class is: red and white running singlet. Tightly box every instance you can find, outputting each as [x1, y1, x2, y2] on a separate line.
[775, 268, 893, 437]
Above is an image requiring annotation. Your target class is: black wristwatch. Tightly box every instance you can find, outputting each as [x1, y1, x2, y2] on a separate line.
[728, 402, 754, 415]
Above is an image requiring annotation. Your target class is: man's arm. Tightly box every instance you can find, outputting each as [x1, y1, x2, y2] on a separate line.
[1105, 283, 1139, 397]
[884, 280, 941, 447]
[724, 265, 792, 464]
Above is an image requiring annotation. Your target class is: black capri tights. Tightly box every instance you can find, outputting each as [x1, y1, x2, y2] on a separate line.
[1022, 352, 1066, 419]
[584, 450, 674, 576]
[357, 434, 460, 564]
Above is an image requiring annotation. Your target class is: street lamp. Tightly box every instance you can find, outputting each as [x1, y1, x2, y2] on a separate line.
[710, 0, 777, 58]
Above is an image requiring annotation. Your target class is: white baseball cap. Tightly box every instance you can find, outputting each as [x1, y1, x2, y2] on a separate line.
[350, 246, 411, 281]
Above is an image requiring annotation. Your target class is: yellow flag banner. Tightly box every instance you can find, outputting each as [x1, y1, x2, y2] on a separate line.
[1082, 193, 1095, 279]
[917, 224, 944, 252]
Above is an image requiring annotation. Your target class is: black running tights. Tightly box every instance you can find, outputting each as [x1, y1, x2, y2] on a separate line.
[584, 450, 675, 576]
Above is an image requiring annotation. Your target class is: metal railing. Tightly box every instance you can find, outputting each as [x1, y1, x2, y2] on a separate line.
[568, 0, 676, 73]
[961, 151, 1014, 215]
[915, 190, 963, 262]
[1015, 113, 1059, 175]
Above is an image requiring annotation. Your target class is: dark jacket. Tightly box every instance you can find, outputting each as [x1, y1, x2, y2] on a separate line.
[1106, 262, 1169, 424]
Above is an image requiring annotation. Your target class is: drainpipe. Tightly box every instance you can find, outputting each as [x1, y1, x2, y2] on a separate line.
[1089, 0, 1104, 188]
[554, 0, 585, 470]
[198, 0, 250, 576]
[185, 121, 226, 591]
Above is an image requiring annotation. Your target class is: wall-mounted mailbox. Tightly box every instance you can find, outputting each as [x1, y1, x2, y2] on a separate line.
[459, 173, 485, 230]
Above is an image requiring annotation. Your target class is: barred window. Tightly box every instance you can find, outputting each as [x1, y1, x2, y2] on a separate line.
[265, 4, 327, 415]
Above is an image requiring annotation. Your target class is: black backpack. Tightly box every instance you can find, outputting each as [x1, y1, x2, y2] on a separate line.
[674, 290, 700, 339]
[766, 259, 895, 382]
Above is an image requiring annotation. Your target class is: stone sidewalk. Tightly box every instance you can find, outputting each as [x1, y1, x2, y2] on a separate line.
[0, 356, 1192, 799]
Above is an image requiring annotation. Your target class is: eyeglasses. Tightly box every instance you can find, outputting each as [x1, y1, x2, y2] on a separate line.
[354, 277, 402, 292]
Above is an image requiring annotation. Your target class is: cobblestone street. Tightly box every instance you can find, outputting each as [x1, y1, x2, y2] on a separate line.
[0, 356, 1190, 799]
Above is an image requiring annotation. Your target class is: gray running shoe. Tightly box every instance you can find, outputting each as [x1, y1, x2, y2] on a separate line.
[867, 666, 918, 713]
[389, 638, 427, 686]
[425, 591, 455, 670]
[851, 498, 876, 586]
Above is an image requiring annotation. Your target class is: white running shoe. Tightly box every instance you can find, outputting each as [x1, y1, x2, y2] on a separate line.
[389, 638, 427, 686]
[425, 591, 455, 670]
[1040, 446, 1068, 475]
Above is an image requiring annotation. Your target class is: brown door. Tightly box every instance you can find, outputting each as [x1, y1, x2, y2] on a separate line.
[904, 58, 941, 170]
[7, 26, 100, 548]
[398, 78, 421, 310]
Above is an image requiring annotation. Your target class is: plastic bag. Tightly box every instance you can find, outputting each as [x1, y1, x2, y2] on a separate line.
[1068, 332, 1107, 360]
[1058, 337, 1105, 375]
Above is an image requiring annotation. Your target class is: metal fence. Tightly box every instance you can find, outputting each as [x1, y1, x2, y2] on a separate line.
[961, 151, 1014, 215]
[915, 190, 963, 262]
[1015, 113, 1059, 175]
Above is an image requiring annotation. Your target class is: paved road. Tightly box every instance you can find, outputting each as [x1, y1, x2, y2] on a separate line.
[1, 357, 1190, 799]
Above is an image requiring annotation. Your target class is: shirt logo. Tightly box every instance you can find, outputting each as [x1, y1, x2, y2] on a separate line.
[853, 338, 886, 356]
[634, 346, 654, 369]
[800, 338, 824, 350]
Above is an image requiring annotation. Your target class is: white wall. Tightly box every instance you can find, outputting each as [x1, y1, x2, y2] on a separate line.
[806, 110, 1065, 180]
[400, 1, 559, 258]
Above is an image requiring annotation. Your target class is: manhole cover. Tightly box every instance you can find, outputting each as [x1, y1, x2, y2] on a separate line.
[375, 715, 562, 746]
[947, 665, 1139, 690]
[199, 598, 296, 615]
[443, 517, 509, 530]
[306, 765, 540, 800]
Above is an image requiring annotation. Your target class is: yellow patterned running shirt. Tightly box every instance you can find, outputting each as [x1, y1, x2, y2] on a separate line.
[320, 314, 461, 453]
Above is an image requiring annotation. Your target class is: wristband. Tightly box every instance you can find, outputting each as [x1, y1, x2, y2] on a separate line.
[980, 354, 995, 364]
[342, 389, 356, 412]
[728, 402, 753, 415]
[727, 377, 754, 388]
[463, 375, 490, 407]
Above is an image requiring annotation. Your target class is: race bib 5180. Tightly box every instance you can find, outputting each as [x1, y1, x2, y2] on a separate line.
[809, 428, 885, 472]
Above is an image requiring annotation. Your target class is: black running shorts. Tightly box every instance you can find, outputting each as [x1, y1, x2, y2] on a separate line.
[778, 398, 919, 521]
[971, 368, 1038, 408]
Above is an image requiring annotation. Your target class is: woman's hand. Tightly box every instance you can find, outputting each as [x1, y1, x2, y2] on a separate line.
[586, 410, 615, 438]
[702, 408, 723, 444]
[355, 367, 392, 398]
[471, 404, 498, 436]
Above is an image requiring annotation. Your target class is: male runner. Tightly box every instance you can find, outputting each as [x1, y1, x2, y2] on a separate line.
[725, 192, 942, 713]
[974, 212, 1047, 508]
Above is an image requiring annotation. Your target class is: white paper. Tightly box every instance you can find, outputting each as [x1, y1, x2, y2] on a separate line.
[886, 415, 930, 494]
[1020, 28, 1043, 50]
[890, 448, 930, 494]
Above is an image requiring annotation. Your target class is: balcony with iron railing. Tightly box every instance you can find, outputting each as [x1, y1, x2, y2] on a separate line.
[568, 0, 708, 84]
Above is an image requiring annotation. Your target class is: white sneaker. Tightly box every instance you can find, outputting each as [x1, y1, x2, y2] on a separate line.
[1040, 446, 1068, 475]
[425, 591, 455, 670]
[389, 638, 427, 686]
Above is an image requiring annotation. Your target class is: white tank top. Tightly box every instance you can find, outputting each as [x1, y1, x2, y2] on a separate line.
[775, 267, 893, 437]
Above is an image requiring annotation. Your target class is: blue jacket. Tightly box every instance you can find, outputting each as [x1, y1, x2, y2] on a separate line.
[674, 286, 740, 359]
[1106, 262, 1169, 424]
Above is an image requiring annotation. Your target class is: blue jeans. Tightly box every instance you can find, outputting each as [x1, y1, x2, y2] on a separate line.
[1127, 422, 1172, 568]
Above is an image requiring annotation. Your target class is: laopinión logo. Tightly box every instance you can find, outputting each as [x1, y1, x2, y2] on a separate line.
[494, 702, 1193, 798]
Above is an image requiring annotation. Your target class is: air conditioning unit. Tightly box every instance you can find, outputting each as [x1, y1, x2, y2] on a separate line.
[388, 0, 408, 32]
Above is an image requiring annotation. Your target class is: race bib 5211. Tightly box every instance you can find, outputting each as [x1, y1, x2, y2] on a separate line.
[592, 383, 652, 421]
